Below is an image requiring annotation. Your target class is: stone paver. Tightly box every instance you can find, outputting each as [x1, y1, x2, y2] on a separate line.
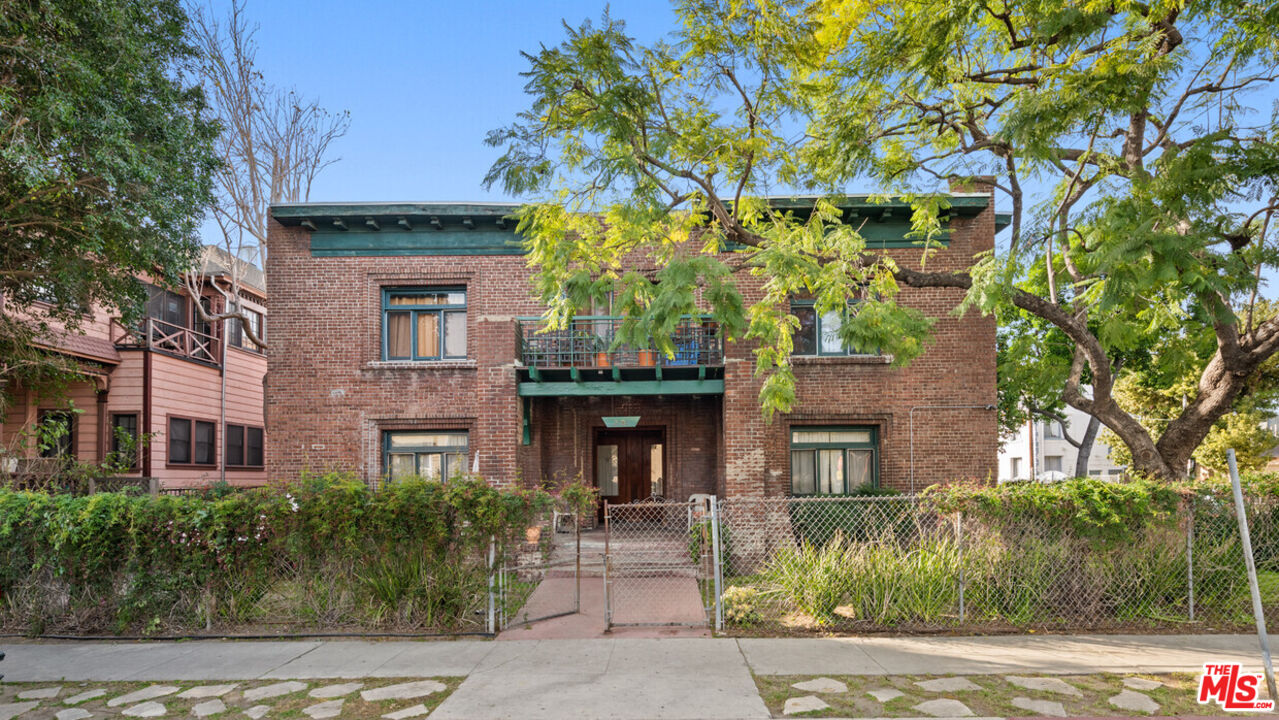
[1003, 675, 1082, 696]
[178, 685, 239, 699]
[16, 686, 61, 700]
[782, 695, 830, 715]
[308, 682, 364, 699]
[193, 698, 227, 717]
[55, 709, 93, 720]
[122, 701, 168, 717]
[913, 698, 975, 717]
[360, 681, 447, 702]
[108, 685, 180, 707]
[383, 705, 432, 720]
[1011, 696, 1068, 716]
[867, 688, 904, 703]
[0, 702, 40, 720]
[916, 677, 982, 692]
[243, 682, 307, 702]
[1109, 689, 1160, 713]
[64, 689, 107, 705]
[302, 700, 343, 719]
[1123, 676, 1164, 691]
[791, 677, 848, 693]
[243, 705, 270, 719]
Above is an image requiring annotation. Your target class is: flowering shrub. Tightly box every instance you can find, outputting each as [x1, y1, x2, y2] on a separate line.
[0, 474, 549, 635]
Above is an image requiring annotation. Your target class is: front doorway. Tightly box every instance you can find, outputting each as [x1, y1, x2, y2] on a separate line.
[593, 427, 665, 518]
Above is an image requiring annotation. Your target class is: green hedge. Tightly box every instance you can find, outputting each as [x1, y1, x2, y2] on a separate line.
[0, 475, 550, 636]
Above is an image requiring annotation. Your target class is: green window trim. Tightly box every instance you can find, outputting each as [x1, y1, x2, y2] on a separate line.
[789, 425, 879, 495]
[791, 299, 880, 357]
[381, 287, 467, 361]
[382, 430, 469, 483]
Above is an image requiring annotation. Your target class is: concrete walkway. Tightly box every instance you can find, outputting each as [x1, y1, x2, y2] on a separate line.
[0, 634, 1267, 718]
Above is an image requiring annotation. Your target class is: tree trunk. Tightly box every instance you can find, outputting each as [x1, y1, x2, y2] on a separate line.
[1072, 414, 1102, 478]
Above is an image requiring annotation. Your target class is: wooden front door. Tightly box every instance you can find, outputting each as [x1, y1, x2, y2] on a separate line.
[594, 428, 665, 515]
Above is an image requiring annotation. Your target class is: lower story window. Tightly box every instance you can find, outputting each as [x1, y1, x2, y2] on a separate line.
[169, 417, 216, 465]
[110, 413, 140, 469]
[226, 424, 265, 467]
[790, 426, 878, 495]
[384, 430, 468, 482]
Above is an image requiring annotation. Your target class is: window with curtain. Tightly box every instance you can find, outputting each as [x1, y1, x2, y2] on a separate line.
[791, 299, 879, 356]
[384, 431, 468, 482]
[383, 288, 466, 360]
[789, 427, 878, 495]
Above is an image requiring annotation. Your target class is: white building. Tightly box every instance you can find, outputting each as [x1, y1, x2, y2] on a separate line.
[999, 404, 1126, 481]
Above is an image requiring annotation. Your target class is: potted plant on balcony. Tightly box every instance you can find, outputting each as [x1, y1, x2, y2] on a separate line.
[637, 347, 657, 366]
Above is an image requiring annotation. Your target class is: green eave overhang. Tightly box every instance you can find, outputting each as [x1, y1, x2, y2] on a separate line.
[517, 378, 725, 397]
[271, 194, 1004, 257]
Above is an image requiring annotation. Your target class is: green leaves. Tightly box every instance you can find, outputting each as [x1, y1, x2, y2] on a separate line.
[0, 0, 219, 408]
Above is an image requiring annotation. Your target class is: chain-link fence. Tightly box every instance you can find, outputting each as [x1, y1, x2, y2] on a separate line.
[712, 493, 1279, 635]
[604, 499, 714, 629]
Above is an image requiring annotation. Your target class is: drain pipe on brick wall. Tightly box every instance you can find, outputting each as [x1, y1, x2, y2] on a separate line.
[908, 404, 997, 494]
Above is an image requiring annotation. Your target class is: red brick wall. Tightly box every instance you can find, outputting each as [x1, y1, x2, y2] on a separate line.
[266, 196, 997, 495]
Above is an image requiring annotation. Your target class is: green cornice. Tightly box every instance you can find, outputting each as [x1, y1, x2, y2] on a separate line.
[270, 195, 1001, 257]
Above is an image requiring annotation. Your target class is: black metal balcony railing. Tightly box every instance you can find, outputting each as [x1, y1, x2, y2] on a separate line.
[111, 317, 220, 365]
[517, 316, 723, 368]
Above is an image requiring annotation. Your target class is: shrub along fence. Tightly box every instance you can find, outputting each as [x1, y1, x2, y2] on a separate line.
[713, 479, 1279, 635]
[0, 476, 551, 637]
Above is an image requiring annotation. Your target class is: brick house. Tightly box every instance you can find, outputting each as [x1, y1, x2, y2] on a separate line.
[1, 246, 268, 490]
[265, 190, 1003, 502]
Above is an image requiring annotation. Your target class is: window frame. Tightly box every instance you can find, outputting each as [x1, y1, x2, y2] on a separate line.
[167, 415, 217, 468]
[110, 412, 140, 470]
[382, 430, 469, 483]
[381, 287, 467, 361]
[789, 425, 879, 495]
[37, 409, 76, 459]
[225, 423, 265, 468]
[790, 299, 879, 357]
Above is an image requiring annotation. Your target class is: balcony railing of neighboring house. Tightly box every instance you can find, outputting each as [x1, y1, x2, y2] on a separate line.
[111, 317, 221, 365]
[517, 316, 724, 369]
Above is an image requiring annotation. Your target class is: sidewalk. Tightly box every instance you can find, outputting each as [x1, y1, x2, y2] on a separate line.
[1, 634, 1266, 719]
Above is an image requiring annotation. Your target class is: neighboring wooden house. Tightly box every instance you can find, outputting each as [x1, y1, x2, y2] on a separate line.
[1, 246, 268, 490]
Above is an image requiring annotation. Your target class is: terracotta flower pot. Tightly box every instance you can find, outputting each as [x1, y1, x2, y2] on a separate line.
[595, 351, 612, 367]
[525, 526, 542, 544]
[637, 350, 657, 366]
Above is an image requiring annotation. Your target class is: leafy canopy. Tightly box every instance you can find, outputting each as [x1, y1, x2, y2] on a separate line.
[491, 0, 1279, 478]
[0, 0, 219, 404]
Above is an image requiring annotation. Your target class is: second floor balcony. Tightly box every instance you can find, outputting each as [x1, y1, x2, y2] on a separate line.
[515, 316, 725, 397]
[111, 317, 221, 366]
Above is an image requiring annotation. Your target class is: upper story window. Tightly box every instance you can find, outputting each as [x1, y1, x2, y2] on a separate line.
[791, 300, 878, 356]
[145, 284, 187, 328]
[228, 306, 265, 352]
[1043, 421, 1063, 438]
[382, 288, 466, 361]
[790, 426, 878, 495]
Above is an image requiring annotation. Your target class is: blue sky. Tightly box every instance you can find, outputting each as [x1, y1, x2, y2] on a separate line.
[212, 0, 676, 206]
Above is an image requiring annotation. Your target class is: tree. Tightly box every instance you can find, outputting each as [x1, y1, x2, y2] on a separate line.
[487, 0, 1279, 480]
[0, 0, 219, 408]
[184, 0, 349, 348]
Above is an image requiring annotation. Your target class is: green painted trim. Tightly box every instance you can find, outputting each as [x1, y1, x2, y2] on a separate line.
[274, 202, 521, 219]
[314, 230, 522, 258]
[517, 379, 725, 397]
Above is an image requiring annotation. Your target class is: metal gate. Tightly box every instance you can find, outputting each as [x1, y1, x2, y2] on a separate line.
[493, 518, 583, 631]
[604, 498, 718, 630]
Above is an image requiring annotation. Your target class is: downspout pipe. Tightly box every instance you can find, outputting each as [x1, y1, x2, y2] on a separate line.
[909, 404, 997, 494]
